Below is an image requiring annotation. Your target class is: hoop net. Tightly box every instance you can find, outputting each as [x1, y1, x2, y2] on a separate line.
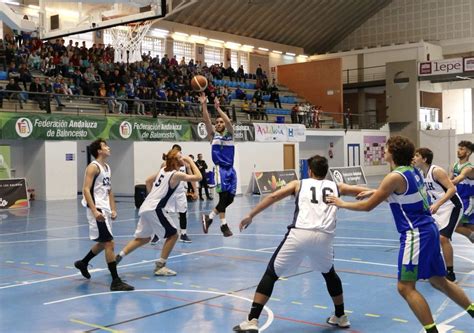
[108, 20, 154, 63]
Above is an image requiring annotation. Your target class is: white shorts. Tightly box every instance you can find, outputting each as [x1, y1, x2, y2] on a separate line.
[433, 204, 455, 230]
[86, 208, 113, 242]
[134, 209, 177, 239]
[165, 191, 187, 213]
[270, 228, 334, 277]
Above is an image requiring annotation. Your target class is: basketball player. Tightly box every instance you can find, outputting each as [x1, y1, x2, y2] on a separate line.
[166, 144, 197, 243]
[450, 140, 474, 242]
[199, 92, 235, 237]
[413, 148, 463, 282]
[234, 155, 373, 332]
[74, 138, 134, 291]
[327, 136, 474, 333]
[115, 150, 201, 276]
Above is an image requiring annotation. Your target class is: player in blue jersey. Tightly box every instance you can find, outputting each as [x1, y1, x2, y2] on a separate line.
[199, 92, 235, 237]
[450, 140, 474, 243]
[327, 136, 473, 333]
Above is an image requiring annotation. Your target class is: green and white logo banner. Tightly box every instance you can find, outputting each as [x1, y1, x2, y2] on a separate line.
[0, 112, 192, 141]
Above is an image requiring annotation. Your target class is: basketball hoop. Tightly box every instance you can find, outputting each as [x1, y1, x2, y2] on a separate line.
[108, 20, 154, 63]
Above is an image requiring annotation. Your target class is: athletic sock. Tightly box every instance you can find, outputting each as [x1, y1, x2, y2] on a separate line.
[248, 302, 264, 321]
[181, 229, 187, 235]
[209, 211, 216, 219]
[467, 303, 474, 318]
[107, 261, 119, 280]
[424, 323, 438, 333]
[220, 218, 227, 226]
[82, 250, 96, 264]
[335, 303, 345, 317]
[119, 250, 126, 257]
[446, 266, 454, 273]
[156, 258, 166, 268]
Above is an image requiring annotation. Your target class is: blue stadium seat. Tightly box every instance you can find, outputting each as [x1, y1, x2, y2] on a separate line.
[0, 71, 7, 80]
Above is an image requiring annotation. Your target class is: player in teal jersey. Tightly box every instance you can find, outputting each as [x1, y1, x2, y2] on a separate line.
[450, 140, 474, 242]
[327, 136, 473, 333]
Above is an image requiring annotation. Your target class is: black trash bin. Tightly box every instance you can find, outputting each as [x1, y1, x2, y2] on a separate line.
[134, 184, 147, 209]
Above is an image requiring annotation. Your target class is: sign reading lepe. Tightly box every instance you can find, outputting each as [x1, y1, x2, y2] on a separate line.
[419, 58, 463, 76]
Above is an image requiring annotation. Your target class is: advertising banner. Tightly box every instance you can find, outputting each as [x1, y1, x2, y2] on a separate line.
[328, 166, 367, 185]
[0, 178, 29, 209]
[252, 170, 298, 194]
[0, 146, 11, 179]
[286, 124, 306, 142]
[0, 112, 193, 141]
[364, 135, 387, 166]
[254, 123, 305, 142]
[464, 57, 474, 72]
[191, 122, 255, 142]
[418, 58, 463, 76]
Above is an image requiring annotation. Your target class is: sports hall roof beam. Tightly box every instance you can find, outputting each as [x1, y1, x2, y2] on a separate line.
[206, 1, 243, 34]
[239, 1, 284, 39]
[267, 0, 313, 47]
[318, 0, 393, 52]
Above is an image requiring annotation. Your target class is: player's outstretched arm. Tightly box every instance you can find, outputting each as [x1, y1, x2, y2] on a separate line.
[327, 173, 399, 211]
[337, 183, 372, 197]
[198, 92, 214, 140]
[214, 97, 233, 135]
[240, 180, 299, 231]
[451, 165, 473, 185]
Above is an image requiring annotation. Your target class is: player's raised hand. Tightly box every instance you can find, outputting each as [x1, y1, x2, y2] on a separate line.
[198, 92, 207, 104]
[239, 215, 253, 232]
[214, 97, 220, 108]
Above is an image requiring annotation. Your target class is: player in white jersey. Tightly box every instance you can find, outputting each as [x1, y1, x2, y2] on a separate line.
[413, 148, 463, 282]
[115, 149, 201, 276]
[164, 144, 197, 243]
[74, 138, 134, 291]
[234, 155, 372, 332]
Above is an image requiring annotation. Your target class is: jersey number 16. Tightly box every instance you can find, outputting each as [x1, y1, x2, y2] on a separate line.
[310, 186, 334, 204]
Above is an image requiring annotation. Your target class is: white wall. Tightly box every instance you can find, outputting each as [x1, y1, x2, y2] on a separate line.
[344, 130, 391, 176]
[107, 141, 135, 196]
[299, 134, 344, 169]
[419, 129, 456, 172]
[0, 140, 25, 179]
[76, 140, 89, 193]
[442, 89, 473, 134]
[44, 141, 77, 200]
[23, 141, 46, 200]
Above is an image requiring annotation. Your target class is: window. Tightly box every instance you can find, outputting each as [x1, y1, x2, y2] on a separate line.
[67, 32, 94, 48]
[103, 30, 113, 46]
[173, 40, 194, 63]
[204, 45, 223, 66]
[230, 50, 238, 70]
[142, 36, 164, 58]
[239, 51, 249, 73]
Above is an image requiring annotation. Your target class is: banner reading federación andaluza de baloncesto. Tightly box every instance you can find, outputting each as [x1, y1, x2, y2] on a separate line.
[0, 112, 192, 141]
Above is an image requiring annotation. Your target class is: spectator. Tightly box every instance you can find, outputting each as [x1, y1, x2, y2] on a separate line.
[291, 103, 298, 124]
[236, 65, 246, 82]
[195, 153, 212, 200]
[234, 85, 246, 100]
[29, 77, 47, 110]
[269, 79, 282, 108]
[5, 78, 26, 109]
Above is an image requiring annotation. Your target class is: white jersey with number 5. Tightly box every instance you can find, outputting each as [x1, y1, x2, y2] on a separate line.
[290, 178, 339, 233]
[139, 168, 177, 215]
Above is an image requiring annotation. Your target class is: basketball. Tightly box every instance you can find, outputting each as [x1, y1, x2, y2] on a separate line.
[191, 75, 208, 92]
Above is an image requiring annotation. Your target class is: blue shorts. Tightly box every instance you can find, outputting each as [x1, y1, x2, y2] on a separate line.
[460, 197, 474, 224]
[215, 165, 237, 195]
[398, 223, 446, 281]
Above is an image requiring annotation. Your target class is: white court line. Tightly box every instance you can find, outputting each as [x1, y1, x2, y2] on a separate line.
[0, 247, 223, 290]
[44, 289, 274, 331]
[221, 246, 398, 267]
[454, 254, 474, 264]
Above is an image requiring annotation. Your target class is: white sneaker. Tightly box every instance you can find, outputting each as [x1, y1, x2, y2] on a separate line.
[232, 318, 259, 332]
[154, 265, 177, 276]
[327, 314, 350, 328]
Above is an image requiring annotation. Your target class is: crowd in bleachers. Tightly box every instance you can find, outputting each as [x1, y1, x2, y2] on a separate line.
[291, 103, 323, 128]
[0, 34, 324, 126]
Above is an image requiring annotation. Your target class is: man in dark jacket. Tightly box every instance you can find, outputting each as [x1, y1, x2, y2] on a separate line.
[195, 153, 212, 200]
[29, 77, 47, 110]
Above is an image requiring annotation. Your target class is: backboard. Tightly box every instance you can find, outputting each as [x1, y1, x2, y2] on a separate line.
[29, 0, 166, 40]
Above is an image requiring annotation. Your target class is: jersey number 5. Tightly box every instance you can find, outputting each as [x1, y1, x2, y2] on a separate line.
[155, 174, 165, 187]
[310, 186, 334, 204]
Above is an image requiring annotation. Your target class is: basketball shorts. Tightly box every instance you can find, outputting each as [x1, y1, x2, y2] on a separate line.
[460, 196, 474, 225]
[215, 165, 237, 195]
[164, 191, 187, 213]
[398, 223, 446, 281]
[267, 228, 334, 278]
[134, 209, 177, 239]
[86, 208, 113, 242]
[433, 204, 462, 239]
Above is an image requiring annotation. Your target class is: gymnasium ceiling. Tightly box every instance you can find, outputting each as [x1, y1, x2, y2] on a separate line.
[164, 0, 394, 54]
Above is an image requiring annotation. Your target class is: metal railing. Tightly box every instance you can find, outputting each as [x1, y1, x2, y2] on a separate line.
[342, 65, 386, 84]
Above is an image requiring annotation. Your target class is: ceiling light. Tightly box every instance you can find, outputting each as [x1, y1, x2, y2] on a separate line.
[258, 47, 269, 51]
[190, 35, 207, 40]
[209, 38, 224, 43]
[299, 54, 308, 58]
[285, 52, 296, 56]
[174, 32, 189, 37]
[154, 29, 169, 35]
[28, 4, 40, 9]
[242, 45, 254, 49]
[272, 50, 283, 54]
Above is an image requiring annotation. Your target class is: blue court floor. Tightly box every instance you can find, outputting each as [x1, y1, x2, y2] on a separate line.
[0, 180, 473, 333]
